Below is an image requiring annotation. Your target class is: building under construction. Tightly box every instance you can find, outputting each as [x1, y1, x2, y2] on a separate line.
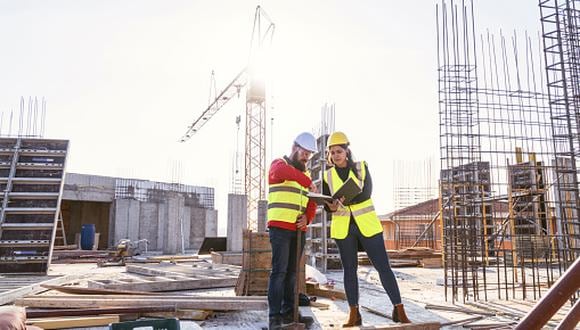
[0, 2, 579, 329]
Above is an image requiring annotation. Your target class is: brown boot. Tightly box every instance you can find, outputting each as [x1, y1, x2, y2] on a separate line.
[392, 304, 411, 323]
[342, 305, 362, 327]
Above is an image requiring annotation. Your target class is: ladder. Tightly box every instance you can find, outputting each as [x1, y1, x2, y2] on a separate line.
[54, 211, 67, 246]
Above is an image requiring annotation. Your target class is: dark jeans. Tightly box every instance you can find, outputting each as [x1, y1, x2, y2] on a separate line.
[267, 227, 305, 317]
[335, 220, 402, 307]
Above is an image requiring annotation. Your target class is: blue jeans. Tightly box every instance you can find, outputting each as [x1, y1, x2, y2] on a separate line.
[335, 220, 402, 307]
[267, 227, 305, 317]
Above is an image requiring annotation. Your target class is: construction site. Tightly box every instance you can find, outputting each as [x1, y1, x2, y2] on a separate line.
[0, 0, 579, 329]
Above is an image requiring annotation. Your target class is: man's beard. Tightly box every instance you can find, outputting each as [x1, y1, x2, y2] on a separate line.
[290, 152, 306, 172]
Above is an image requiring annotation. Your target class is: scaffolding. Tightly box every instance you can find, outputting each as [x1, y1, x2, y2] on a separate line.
[438, 0, 579, 303]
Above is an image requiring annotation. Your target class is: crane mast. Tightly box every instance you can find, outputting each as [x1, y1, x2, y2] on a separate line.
[180, 6, 274, 231]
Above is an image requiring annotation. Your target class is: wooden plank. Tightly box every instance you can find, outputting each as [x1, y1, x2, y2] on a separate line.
[40, 284, 164, 296]
[126, 266, 237, 279]
[87, 276, 237, 292]
[309, 301, 330, 310]
[360, 322, 440, 330]
[306, 282, 346, 300]
[16, 296, 267, 311]
[142, 309, 213, 320]
[27, 315, 120, 329]
[126, 263, 240, 277]
[145, 255, 199, 261]
[26, 306, 176, 318]
[21, 294, 265, 300]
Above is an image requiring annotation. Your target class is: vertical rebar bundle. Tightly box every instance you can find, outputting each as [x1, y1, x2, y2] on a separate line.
[438, 0, 578, 303]
[0, 97, 46, 138]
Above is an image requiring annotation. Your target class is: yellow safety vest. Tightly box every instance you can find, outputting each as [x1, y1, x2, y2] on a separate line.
[324, 161, 383, 239]
[267, 160, 310, 223]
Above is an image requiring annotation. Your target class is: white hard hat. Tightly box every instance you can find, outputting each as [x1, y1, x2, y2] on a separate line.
[294, 132, 318, 153]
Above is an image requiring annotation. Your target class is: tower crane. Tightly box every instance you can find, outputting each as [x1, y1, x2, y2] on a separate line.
[179, 6, 275, 231]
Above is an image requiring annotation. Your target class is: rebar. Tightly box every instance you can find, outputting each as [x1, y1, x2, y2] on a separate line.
[437, 0, 579, 303]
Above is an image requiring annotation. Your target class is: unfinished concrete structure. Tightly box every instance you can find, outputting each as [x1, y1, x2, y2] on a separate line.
[62, 173, 217, 254]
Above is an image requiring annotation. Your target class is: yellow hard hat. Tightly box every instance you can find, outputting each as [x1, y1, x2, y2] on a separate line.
[327, 131, 349, 147]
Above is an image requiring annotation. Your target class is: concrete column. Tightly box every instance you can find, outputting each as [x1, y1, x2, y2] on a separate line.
[257, 199, 268, 233]
[108, 202, 116, 247]
[164, 195, 184, 254]
[113, 199, 129, 243]
[127, 200, 140, 241]
[156, 202, 167, 251]
[189, 207, 207, 250]
[182, 207, 191, 250]
[227, 194, 247, 252]
[139, 202, 158, 251]
[205, 209, 218, 237]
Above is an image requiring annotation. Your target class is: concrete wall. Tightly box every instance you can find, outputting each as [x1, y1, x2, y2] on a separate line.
[63, 173, 115, 202]
[112, 196, 216, 253]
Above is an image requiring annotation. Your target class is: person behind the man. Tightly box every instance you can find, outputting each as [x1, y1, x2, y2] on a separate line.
[267, 132, 318, 329]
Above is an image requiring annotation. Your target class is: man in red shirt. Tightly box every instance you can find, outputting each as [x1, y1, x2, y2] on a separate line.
[267, 132, 318, 329]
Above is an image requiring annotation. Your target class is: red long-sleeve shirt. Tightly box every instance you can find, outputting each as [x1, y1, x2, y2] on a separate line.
[267, 157, 317, 232]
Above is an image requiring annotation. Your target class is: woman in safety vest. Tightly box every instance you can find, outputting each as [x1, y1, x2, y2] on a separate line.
[323, 131, 411, 326]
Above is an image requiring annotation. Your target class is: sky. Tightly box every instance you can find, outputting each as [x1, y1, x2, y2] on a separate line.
[0, 0, 542, 235]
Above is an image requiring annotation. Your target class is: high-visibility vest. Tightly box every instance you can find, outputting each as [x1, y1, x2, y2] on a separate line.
[267, 160, 310, 223]
[324, 161, 384, 239]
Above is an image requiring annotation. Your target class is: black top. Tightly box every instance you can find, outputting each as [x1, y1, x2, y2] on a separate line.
[322, 162, 372, 209]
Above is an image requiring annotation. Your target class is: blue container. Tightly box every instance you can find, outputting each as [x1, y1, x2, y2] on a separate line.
[80, 224, 96, 250]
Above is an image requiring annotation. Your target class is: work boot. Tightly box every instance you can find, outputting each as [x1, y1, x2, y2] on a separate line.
[392, 304, 411, 323]
[281, 311, 314, 326]
[269, 315, 283, 329]
[342, 305, 362, 327]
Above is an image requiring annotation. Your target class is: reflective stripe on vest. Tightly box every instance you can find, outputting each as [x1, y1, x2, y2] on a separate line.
[324, 161, 383, 239]
[267, 164, 310, 223]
